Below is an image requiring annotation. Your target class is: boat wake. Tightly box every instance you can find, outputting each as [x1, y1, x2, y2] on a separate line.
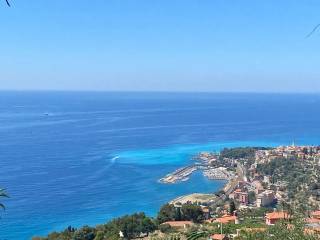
[110, 156, 120, 163]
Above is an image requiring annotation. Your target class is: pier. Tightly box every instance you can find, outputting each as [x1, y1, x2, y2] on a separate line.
[159, 165, 198, 183]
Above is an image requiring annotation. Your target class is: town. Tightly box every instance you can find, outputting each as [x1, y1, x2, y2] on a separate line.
[155, 144, 320, 239]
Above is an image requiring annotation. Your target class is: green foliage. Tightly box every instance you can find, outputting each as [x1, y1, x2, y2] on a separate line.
[220, 147, 268, 160]
[256, 156, 320, 211]
[159, 224, 172, 233]
[157, 203, 204, 224]
[248, 191, 256, 204]
[229, 200, 236, 214]
[186, 231, 207, 240]
[112, 212, 157, 239]
[238, 207, 271, 220]
[167, 233, 181, 240]
[34, 212, 156, 240]
[235, 218, 319, 240]
[73, 226, 95, 240]
[157, 204, 178, 223]
[180, 204, 204, 223]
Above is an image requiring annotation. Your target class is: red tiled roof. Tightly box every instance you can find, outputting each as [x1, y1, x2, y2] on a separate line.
[214, 215, 237, 224]
[266, 211, 290, 220]
[312, 210, 320, 217]
[306, 218, 320, 224]
[210, 234, 226, 240]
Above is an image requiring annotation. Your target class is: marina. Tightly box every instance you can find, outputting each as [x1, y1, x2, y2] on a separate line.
[159, 164, 234, 184]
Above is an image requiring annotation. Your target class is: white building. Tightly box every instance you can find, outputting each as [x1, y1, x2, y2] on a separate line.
[257, 190, 275, 207]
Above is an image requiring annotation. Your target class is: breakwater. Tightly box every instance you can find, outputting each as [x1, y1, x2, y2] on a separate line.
[159, 165, 198, 183]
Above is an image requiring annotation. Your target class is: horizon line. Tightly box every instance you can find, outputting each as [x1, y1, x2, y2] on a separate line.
[0, 89, 320, 95]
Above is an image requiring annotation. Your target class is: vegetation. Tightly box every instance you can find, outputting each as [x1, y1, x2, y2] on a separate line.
[229, 199, 236, 214]
[234, 219, 318, 240]
[237, 208, 272, 220]
[35, 203, 204, 239]
[157, 204, 178, 223]
[256, 156, 320, 211]
[220, 147, 270, 160]
[186, 231, 207, 240]
[33, 212, 156, 240]
[34, 207, 320, 240]
[157, 203, 204, 224]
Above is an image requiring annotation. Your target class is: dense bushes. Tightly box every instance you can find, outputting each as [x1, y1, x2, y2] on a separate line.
[34, 203, 204, 240]
[220, 147, 269, 160]
[33, 213, 156, 240]
[157, 203, 204, 224]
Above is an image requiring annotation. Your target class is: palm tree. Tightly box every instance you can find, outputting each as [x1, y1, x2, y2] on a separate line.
[2, 0, 10, 6]
[0, 188, 9, 210]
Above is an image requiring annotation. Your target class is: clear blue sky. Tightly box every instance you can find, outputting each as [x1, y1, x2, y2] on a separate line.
[0, 0, 320, 92]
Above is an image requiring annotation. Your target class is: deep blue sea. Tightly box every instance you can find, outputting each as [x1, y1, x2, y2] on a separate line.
[1, 92, 320, 239]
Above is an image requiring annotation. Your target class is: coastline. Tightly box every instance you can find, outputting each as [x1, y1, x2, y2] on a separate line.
[160, 150, 246, 206]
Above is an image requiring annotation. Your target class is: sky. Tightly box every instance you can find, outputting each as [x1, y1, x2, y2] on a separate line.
[0, 0, 320, 92]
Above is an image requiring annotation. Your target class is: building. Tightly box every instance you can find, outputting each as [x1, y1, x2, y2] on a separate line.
[201, 206, 210, 220]
[311, 210, 320, 219]
[213, 214, 238, 224]
[305, 223, 320, 235]
[161, 221, 193, 229]
[256, 190, 275, 207]
[210, 234, 229, 240]
[263, 176, 271, 184]
[233, 189, 249, 205]
[265, 211, 291, 225]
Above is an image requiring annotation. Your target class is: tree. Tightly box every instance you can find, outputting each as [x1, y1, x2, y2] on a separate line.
[159, 223, 172, 233]
[73, 226, 95, 240]
[229, 200, 236, 214]
[3, 0, 10, 7]
[248, 191, 256, 204]
[181, 204, 203, 223]
[157, 204, 176, 224]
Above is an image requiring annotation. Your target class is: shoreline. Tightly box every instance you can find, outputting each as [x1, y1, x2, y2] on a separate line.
[161, 152, 245, 206]
[159, 151, 235, 184]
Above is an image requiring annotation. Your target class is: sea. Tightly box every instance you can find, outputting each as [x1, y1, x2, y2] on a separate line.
[1, 91, 320, 239]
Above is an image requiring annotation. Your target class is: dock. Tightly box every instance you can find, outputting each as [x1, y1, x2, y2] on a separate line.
[159, 165, 198, 183]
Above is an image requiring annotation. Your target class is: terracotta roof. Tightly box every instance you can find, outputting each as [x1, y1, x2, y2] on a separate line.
[312, 210, 320, 217]
[266, 211, 290, 220]
[161, 221, 192, 227]
[210, 234, 226, 240]
[306, 218, 320, 224]
[214, 215, 237, 224]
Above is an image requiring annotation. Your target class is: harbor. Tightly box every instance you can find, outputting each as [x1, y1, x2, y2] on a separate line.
[159, 165, 198, 183]
[159, 164, 234, 184]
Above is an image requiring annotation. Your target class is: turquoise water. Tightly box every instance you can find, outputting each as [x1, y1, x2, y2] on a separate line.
[115, 141, 278, 165]
[1, 92, 320, 239]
